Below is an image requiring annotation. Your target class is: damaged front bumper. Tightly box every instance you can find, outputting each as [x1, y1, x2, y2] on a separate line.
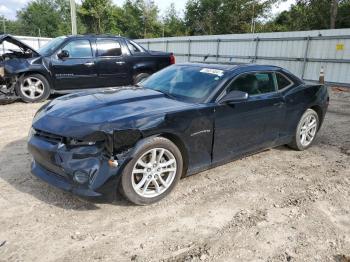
[0, 67, 18, 105]
[27, 129, 125, 198]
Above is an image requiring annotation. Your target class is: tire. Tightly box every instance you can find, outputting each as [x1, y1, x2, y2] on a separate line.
[120, 136, 183, 205]
[133, 72, 150, 84]
[15, 74, 51, 103]
[288, 109, 319, 151]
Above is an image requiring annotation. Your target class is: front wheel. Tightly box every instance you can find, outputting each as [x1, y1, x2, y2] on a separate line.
[120, 137, 183, 205]
[15, 74, 51, 103]
[288, 108, 319, 150]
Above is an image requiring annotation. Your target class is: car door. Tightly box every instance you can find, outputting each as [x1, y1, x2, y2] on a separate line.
[51, 39, 97, 90]
[95, 38, 130, 87]
[212, 71, 286, 164]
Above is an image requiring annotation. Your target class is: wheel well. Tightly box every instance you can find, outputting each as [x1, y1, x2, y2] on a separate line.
[133, 68, 153, 76]
[160, 133, 189, 177]
[310, 105, 323, 130]
[19, 71, 51, 86]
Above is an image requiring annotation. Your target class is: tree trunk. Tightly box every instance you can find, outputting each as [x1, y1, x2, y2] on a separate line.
[330, 0, 339, 29]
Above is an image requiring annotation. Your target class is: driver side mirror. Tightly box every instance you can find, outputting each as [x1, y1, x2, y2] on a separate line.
[57, 50, 69, 59]
[219, 90, 248, 104]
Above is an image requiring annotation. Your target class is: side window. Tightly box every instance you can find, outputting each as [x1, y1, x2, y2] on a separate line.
[227, 72, 276, 95]
[276, 73, 293, 90]
[97, 39, 122, 57]
[127, 40, 143, 53]
[62, 40, 92, 58]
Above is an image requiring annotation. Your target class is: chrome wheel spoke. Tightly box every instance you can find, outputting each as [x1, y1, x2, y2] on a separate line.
[133, 168, 145, 174]
[137, 159, 148, 168]
[26, 78, 32, 85]
[157, 149, 165, 164]
[158, 175, 168, 187]
[142, 179, 152, 194]
[161, 168, 176, 173]
[152, 179, 160, 192]
[160, 159, 175, 168]
[136, 175, 148, 189]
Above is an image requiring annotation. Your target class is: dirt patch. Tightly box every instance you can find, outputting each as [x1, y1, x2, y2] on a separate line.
[0, 88, 349, 262]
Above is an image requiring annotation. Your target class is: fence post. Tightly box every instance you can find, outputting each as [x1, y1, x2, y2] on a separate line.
[301, 36, 310, 80]
[216, 39, 221, 61]
[37, 38, 41, 48]
[188, 39, 191, 62]
[253, 37, 259, 63]
[147, 41, 150, 50]
[165, 40, 169, 52]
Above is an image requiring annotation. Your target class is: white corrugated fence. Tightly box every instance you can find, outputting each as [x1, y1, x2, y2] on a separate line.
[2, 30, 349, 86]
[135, 29, 350, 86]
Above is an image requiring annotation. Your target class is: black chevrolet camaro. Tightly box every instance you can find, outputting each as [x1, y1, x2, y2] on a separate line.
[28, 63, 329, 205]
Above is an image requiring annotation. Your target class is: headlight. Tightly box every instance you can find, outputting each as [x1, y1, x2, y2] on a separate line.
[28, 127, 36, 139]
[69, 138, 96, 146]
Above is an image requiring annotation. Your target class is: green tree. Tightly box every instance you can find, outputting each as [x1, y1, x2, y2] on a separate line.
[185, 0, 278, 35]
[118, 0, 162, 39]
[162, 3, 186, 37]
[14, 0, 85, 37]
[0, 16, 25, 35]
[16, 0, 65, 37]
[271, 0, 350, 31]
[79, 0, 115, 34]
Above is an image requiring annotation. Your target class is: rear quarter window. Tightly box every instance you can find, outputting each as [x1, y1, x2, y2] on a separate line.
[276, 73, 293, 90]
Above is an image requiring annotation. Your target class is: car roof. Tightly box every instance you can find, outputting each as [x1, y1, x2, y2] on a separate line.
[176, 62, 283, 72]
[64, 34, 128, 40]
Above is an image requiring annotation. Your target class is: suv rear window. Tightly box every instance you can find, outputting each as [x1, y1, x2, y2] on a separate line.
[97, 39, 122, 57]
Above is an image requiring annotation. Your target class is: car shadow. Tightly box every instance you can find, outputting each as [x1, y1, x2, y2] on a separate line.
[0, 138, 132, 210]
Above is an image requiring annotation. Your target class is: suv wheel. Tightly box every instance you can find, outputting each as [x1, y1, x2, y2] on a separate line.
[133, 72, 150, 84]
[120, 137, 183, 205]
[16, 74, 51, 103]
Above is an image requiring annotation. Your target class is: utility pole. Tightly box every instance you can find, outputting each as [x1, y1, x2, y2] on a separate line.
[250, 1, 256, 34]
[330, 0, 339, 29]
[70, 0, 77, 35]
[2, 18, 5, 33]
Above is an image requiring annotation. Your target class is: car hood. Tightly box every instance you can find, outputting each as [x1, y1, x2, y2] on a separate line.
[0, 34, 39, 56]
[33, 86, 193, 136]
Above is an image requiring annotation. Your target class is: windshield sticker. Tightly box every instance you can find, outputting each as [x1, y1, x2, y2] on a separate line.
[200, 68, 224, 77]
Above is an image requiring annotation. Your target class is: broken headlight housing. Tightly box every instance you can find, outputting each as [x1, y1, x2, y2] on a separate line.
[68, 138, 96, 146]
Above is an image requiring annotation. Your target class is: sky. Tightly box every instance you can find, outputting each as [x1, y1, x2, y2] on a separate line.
[0, 0, 296, 21]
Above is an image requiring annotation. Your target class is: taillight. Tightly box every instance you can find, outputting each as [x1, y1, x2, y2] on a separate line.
[170, 53, 175, 64]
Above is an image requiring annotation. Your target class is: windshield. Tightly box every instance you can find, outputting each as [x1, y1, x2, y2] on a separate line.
[140, 65, 226, 103]
[37, 36, 67, 55]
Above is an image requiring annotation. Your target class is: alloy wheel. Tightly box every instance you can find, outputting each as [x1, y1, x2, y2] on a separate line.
[299, 114, 318, 147]
[20, 77, 44, 99]
[131, 148, 177, 198]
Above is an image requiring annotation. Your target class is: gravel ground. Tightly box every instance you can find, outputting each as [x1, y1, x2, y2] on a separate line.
[0, 88, 349, 262]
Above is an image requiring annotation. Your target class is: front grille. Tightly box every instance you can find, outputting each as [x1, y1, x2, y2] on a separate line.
[34, 129, 65, 143]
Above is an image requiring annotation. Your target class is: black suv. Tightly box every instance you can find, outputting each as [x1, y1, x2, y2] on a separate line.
[0, 34, 174, 103]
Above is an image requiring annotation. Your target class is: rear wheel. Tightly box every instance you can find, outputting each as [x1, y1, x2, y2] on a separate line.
[288, 109, 319, 150]
[16, 74, 51, 103]
[120, 137, 183, 205]
[133, 72, 150, 84]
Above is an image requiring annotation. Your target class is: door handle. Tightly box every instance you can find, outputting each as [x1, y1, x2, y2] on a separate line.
[115, 61, 125, 65]
[84, 62, 94, 66]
